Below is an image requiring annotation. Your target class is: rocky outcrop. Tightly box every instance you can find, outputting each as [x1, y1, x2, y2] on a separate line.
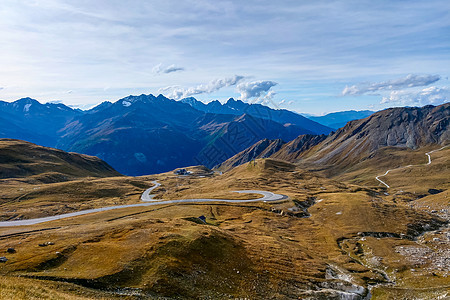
[271, 134, 327, 162]
[215, 138, 285, 171]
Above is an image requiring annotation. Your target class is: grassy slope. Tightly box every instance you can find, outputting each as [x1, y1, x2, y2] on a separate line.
[1, 158, 448, 299]
[0, 139, 120, 180]
[0, 276, 116, 300]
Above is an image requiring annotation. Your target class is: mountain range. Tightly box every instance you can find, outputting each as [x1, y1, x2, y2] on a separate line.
[0, 95, 332, 175]
[0, 98, 81, 147]
[307, 110, 375, 129]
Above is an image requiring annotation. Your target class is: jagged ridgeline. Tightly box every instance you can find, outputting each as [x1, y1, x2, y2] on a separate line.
[0, 95, 332, 175]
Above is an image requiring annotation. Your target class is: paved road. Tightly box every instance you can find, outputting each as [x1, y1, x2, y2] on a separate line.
[0, 181, 287, 227]
[376, 145, 449, 188]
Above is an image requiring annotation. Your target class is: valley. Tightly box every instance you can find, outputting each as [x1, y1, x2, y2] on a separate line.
[2, 1, 449, 299]
[0, 102, 448, 299]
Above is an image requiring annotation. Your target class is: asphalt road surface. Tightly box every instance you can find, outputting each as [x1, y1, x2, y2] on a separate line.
[0, 181, 288, 227]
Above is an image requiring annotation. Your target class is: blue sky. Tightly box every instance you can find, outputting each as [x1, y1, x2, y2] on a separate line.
[0, 0, 449, 114]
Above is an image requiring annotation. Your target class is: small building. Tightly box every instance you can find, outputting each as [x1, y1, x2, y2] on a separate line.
[174, 168, 188, 175]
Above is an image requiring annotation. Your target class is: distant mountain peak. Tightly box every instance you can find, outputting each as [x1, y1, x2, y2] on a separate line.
[181, 95, 332, 135]
[14, 97, 40, 105]
[156, 94, 170, 100]
[181, 96, 199, 103]
[120, 94, 157, 104]
[225, 98, 246, 108]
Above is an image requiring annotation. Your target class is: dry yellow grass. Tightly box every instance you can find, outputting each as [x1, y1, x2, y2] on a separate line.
[0, 276, 116, 299]
[0, 155, 448, 299]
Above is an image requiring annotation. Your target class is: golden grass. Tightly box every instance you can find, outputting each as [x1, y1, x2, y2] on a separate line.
[0, 176, 157, 221]
[0, 155, 448, 298]
[0, 276, 114, 299]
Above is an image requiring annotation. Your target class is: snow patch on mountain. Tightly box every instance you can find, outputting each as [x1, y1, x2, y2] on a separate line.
[24, 103, 32, 112]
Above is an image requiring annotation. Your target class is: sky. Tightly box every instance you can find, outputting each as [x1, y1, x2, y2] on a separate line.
[0, 0, 449, 115]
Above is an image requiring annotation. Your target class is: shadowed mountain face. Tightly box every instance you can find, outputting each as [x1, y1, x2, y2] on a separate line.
[181, 97, 332, 134]
[0, 98, 81, 147]
[219, 103, 449, 173]
[56, 95, 313, 174]
[217, 134, 327, 171]
[270, 134, 328, 162]
[215, 138, 286, 172]
[0, 94, 330, 175]
[0, 139, 120, 181]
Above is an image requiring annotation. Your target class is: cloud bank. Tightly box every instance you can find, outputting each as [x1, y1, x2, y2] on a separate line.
[159, 75, 245, 99]
[342, 74, 441, 96]
[236, 80, 278, 100]
[381, 86, 449, 106]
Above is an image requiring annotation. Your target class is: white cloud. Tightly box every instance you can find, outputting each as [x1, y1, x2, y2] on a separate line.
[381, 86, 449, 106]
[0, 1, 449, 114]
[252, 90, 277, 106]
[158, 75, 245, 100]
[152, 63, 185, 74]
[236, 80, 278, 100]
[342, 74, 441, 96]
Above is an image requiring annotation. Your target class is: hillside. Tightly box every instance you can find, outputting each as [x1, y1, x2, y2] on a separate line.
[217, 134, 327, 171]
[1, 157, 448, 299]
[215, 138, 286, 171]
[270, 134, 328, 162]
[0, 139, 120, 180]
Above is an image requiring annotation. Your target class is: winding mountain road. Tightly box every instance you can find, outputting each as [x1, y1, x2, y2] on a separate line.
[0, 181, 287, 227]
[376, 145, 449, 188]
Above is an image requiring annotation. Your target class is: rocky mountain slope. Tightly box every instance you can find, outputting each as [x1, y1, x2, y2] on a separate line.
[216, 134, 328, 171]
[299, 103, 449, 172]
[215, 138, 286, 171]
[270, 134, 328, 162]
[0, 139, 120, 180]
[221, 103, 449, 175]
